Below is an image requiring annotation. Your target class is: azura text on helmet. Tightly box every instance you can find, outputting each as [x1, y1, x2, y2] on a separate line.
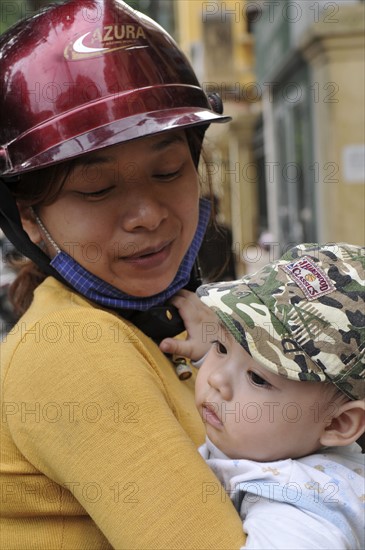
[64, 24, 147, 61]
[82, 24, 146, 43]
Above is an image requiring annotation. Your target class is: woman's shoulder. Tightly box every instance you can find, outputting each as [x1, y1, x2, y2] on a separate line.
[1, 276, 160, 383]
[10, 276, 136, 333]
[35, 276, 115, 316]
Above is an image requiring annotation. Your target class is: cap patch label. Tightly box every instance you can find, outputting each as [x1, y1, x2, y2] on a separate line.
[64, 24, 148, 60]
[282, 256, 335, 300]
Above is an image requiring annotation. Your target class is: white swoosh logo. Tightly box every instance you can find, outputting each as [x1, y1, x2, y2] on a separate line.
[73, 32, 108, 54]
[125, 45, 148, 51]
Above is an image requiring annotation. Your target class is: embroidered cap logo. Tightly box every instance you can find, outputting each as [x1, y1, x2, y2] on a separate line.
[281, 256, 336, 301]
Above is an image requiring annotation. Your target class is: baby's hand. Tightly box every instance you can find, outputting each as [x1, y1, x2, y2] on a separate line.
[159, 289, 218, 362]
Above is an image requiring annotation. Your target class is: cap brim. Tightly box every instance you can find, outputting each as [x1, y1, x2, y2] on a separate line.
[197, 275, 327, 384]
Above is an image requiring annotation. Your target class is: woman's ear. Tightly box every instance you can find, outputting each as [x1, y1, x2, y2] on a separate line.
[17, 204, 42, 244]
[320, 399, 365, 448]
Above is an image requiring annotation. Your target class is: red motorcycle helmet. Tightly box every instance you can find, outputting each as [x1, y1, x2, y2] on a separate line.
[0, 0, 229, 176]
[0, 0, 230, 280]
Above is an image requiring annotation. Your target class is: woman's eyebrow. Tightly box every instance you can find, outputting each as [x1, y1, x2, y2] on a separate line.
[72, 134, 185, 168]
[73, 155, 114, 168]
[150, 133, 185, 151]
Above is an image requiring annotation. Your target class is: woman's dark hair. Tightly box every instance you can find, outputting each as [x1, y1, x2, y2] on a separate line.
[7, 161, 75, 316]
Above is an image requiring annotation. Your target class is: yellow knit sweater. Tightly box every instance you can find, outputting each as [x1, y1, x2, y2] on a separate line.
[1, 278, 245, 549]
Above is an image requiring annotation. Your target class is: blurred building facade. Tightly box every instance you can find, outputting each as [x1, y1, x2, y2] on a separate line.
[254, 0, 365, 250]
[1, 0, 364, 276]
[176, 0, 261, 275]
[174, 0, 364, 274]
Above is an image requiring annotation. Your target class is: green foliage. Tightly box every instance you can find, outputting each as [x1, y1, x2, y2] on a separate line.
[0, 1, 60, 35]
[1, 0, 27, 34]
[0, 0, 174, 36]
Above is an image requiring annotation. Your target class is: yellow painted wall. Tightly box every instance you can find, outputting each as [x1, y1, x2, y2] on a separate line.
[174, 0, 260, 273]
[302, 3, 365, 245]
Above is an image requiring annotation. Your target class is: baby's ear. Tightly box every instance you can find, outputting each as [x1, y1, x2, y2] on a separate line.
[18, 204, 42, 244]
[320, 399, 365, 448]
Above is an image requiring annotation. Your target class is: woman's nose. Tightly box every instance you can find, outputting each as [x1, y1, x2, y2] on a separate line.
[121, 187, 168, 232]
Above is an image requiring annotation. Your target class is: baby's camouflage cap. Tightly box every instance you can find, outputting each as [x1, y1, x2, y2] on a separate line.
[197, 243, 364, 401]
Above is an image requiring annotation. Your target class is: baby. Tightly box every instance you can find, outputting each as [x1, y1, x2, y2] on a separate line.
[161, 243, 365, 549]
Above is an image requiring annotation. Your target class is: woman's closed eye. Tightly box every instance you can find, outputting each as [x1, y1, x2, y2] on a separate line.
[248, 370, 272, 389]
[76, 186, 115, 200]
[153, 169, 181, 181]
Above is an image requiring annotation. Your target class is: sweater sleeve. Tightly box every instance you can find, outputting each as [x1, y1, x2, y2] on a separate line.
[3, 307, 245, 550]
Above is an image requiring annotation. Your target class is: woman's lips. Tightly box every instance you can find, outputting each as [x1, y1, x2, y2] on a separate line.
[202, 403, 223, 428]
[121, 241, 173, 268]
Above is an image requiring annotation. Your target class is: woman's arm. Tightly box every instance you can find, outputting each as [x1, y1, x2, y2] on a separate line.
[4, 307, 245, 549]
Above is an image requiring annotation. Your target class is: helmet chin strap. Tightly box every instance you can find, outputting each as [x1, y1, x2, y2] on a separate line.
[30, 208, 61, 256]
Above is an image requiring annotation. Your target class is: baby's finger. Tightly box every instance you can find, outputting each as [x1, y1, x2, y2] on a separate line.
[159, 338, 195, 360]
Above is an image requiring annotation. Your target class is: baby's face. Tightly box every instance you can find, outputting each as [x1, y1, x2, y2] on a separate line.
[195, 327, 337, 461]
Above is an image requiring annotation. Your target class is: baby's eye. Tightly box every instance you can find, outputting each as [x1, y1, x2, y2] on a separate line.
[248, 371, 272, 389]
[211, 340, 228, 355]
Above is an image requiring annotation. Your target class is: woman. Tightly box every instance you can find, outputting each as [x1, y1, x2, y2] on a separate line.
[0, 1, 245, 548]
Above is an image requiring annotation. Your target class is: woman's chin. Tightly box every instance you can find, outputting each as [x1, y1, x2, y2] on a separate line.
[112, 275, 176, 298]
